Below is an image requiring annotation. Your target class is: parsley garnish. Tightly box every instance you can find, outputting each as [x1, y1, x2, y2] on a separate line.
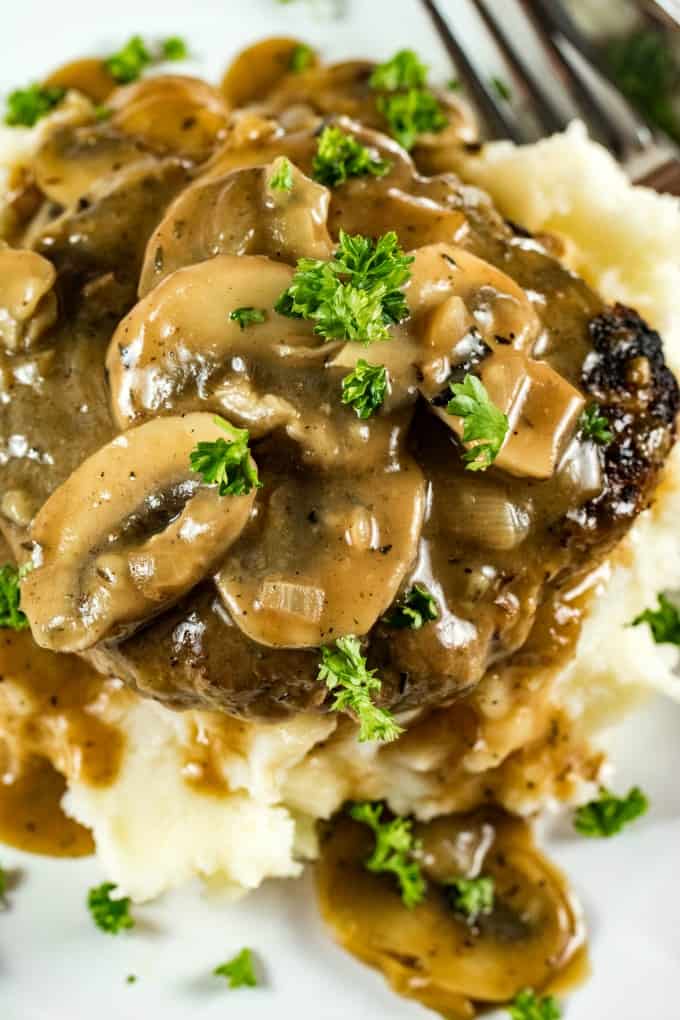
[607, 29, 680, 144]
[312, 125, 391, 187]
[447, 876, 494, 924]
[509, 988, 561, 1020]
[369, 50, 428, 91]
[162, 36, 188, 61]
[105, 36, 153, 83]
[230, 307, 267, 330]
[579, 403, 613, 445]
[276, 230, 413, 344]
[94, 104, 112, 121]
[491, 76, 512, 101]
[376, 89, 447, 151]
[4, 84, 65, 127]
[369, 49, 447, 150]
[632, 593, 680, 644]
[87, 882, 134, 934]
[269, 157, 293, 192]
[341, 360, 388, 419]
[214, 947, 258, 988]
[318, 636, 403, 743]
[126, 974, 138, 985]
[383, 584, 439, 630]
[0, 564, 29, 631]
[289, 43, 314, 73]
[446, 373, 509, 471]
[349, 801, 426, 908]
[573, 786, 648, 838]
[189, 416, 261, 497]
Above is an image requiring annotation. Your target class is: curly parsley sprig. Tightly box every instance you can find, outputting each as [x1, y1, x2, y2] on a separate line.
[88, 882, 134, 934]
[369, 48, 447, 150]
[383, 583, 439, 630]
[189, 417, 261, 497]
[509, 988, 562, 1020]
[276, 230, 413, 344]
[4, 84, 66, 127]
[341, 360, 388, 419]
[312, 125, 391, 187]
[214, 948, 258, 988]
[632, 593, 680, 645]
[350, 801, 426, 907]
[0, 563, 30, 631]
[573, 786, 648, 838]
[318, 636, 402, 743]
[447, 875, 495, 925]
[446, 373, 509, 471]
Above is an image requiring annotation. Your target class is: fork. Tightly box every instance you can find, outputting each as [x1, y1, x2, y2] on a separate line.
[420, 0, 680, 194]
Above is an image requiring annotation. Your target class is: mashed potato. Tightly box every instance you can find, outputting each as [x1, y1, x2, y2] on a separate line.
[2, 118, 679, 902]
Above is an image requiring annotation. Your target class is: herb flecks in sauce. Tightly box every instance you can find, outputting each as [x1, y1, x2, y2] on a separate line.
[269, 156, 294, 192]
[229, 306, 267, 330]
[0, 564, 29, 631]
[573, 787, 648, 838]
[579, 403, 613, 446]
[289, 43, 314, 73]
[349, 801, 426, 907]
[318, 637, 403, 742]
[447, 875, 495, 925]
[214, 948, 258, 988]
[276, 230, 413, 343]
[189, 417, 261, 496]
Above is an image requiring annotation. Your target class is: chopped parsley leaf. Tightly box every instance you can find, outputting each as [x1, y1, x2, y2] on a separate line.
[632, 593, 680, 645]
[573, 786, 648, 838]
[447, 875, 494, 924]
[269, 156, 293, 192]
[189, 416, 261, 497]
[369, 48, 447, 150]
[369, 49, 428, 91]
[289, 43, 314, 73]
[383, 584, 439, 630]
[162, 36, 188, 61]
[447, 373, 509, 471]
[230, 307, 267, 330]
[349, 801, 426, 908]
[0, 564, 29, 631]
[105, 36, 153, 83]
[214, 947, 257, 988]
[87, 882, 134, 934]
[376, 89, 447, 150]
[579, 403, 613, 445]
[318, 636, 403, 743]
[341, 360, 388, 419]
[606, 29, 680, 144]
[509, 988, 561, 1020]
[126, 974, 138, 985]
[491, 76, 512, 101]
[4, 84, 65, 127]
[312, 125, 391, 187]
[94, 104, 112, 122]
[276, 229, 413, 344]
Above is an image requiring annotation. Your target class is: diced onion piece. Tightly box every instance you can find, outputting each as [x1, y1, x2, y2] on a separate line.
[557, 437, 603, 502]
[440, 480, 532, 551]
[259, 579, 325, 622]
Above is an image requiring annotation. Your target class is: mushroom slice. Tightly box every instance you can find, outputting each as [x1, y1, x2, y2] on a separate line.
[107, 75, 229, 163]
[216, 458, 426, 647]
[317, 809, 583, 1018]
[0, 247, 57, 352]
[108, 254, 325, 431]
[21, 413, 256, 653]
[138, 158, 333, 295]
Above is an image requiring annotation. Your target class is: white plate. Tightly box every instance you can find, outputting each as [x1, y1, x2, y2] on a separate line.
[2, 2, 680, 1018]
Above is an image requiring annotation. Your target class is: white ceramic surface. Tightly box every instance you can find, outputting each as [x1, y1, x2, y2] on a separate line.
[1, 2, 679, 1018]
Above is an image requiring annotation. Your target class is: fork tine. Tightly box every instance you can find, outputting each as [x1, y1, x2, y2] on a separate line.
[420, 0, 524, 141]
[517, 0, 633, 156]
[470, 0, 565, 135]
